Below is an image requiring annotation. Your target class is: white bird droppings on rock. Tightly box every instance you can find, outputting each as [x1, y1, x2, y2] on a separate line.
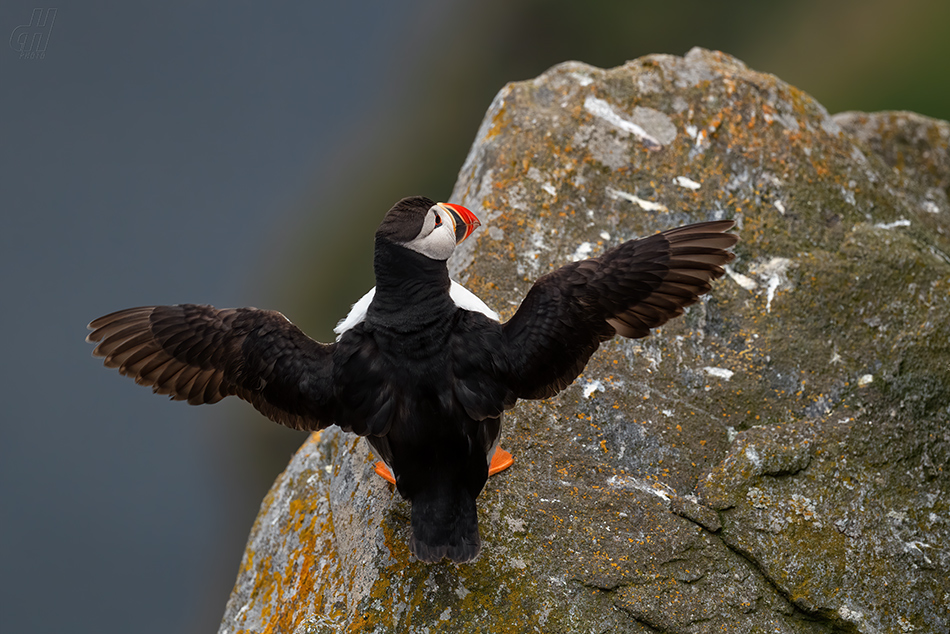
[569, 72, 593, 86]
[582, 379, 604, 398]
[606, 187, 669, 212]
[583, 96, 663, 148]
[607, 475, 674, 501]
[745, 446, 762, 470]
[874, 218, 911, 230]
[572, 242, 593, 262]
[725, 265, 758, 291]
[756, 257, 792, 313]
[674, 175, 701, 189]
[704, 366, 734, 380]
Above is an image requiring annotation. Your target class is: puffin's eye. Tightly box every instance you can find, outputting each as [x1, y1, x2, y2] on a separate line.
[434, 214, 442, 227]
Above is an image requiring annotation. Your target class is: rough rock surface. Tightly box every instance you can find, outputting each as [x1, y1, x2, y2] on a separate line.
[219, 49, 950, 634]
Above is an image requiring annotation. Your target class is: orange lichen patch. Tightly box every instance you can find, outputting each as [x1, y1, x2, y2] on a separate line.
[484, 96, 512, 141]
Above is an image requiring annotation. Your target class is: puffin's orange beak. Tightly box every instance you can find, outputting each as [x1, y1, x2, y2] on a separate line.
[438, 202, 480, 244]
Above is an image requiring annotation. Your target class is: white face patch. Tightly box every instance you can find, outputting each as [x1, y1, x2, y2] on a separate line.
[402, 205, 458, 261]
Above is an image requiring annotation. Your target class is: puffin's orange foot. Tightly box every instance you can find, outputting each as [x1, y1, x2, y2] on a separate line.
[374, 449, 512, 485]
[374, 461, 396, 485]
[489, 447, 514, 476]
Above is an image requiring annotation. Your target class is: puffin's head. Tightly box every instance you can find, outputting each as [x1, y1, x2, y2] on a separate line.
[376, 196, 480, 261]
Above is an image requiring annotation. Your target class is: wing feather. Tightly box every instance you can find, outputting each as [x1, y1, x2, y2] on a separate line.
[503, 220, 737, 399]
[87, 304, 337, 430]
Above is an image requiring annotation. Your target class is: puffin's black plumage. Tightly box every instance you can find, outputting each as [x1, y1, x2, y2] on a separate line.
[87, 195, 738, 563]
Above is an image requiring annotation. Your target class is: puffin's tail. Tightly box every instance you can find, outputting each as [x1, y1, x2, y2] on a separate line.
[409, 485, 480, 563]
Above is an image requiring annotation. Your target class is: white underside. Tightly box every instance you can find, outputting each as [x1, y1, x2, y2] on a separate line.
[333, 280, 500, 341]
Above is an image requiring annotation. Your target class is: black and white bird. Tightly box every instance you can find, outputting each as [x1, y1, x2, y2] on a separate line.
[87, 195, 737, 563]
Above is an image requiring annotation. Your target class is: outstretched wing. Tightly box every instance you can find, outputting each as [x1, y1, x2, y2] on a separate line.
[86, 304, 336, 431]
[503, 220, 738, 400]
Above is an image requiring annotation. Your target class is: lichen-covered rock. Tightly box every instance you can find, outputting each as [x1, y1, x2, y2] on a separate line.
[220, 48, 950, 634]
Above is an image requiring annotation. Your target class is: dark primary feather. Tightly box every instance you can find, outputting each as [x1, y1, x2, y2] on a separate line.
[330, 323, 407, 437]
[86, 304, 336, 431]
[409, 481, 480, 563]
[503, 220, 738, 400]
[449, 310, 516, 421]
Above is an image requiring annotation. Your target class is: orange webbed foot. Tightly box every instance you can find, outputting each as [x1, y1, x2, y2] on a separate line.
[374, 461, 396, 485]
[373, 448, 513, 485]
[489, 447, 513, 476]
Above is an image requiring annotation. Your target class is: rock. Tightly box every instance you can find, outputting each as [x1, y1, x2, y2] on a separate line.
[219, 48, 950, 633]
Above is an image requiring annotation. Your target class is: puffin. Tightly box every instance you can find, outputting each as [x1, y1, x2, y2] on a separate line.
[87, 195, 737, 563]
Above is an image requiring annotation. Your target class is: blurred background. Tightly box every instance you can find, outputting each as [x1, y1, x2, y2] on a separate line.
[2, 0, 948, 631]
